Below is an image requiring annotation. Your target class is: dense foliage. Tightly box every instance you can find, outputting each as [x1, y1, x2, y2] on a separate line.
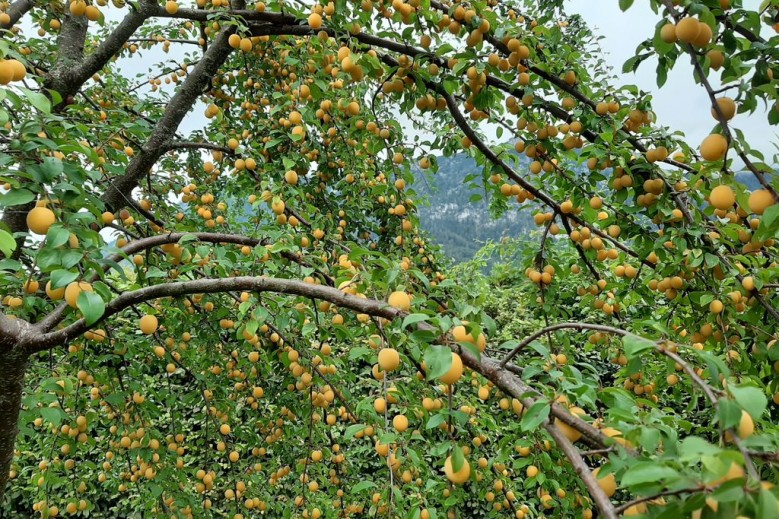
[0, 0, 778, 518]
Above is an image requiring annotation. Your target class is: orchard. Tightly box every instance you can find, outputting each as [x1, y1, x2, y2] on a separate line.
[0, 0, 778, 517]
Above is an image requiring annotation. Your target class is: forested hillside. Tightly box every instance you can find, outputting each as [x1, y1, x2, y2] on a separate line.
[418, 153, 764, 263]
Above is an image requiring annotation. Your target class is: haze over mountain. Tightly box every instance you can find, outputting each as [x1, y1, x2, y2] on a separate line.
[416, 154, 765, 263]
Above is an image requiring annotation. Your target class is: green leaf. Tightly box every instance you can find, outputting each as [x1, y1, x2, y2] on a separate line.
[40, 407, 64, 426]
[520, 401, 549, 431]
[19, 87, 51, 113]
[344, 424, 366, 440]
[679, 436, 721, 461]
[729, 385, 767, 421]
[0, 188, 35, 208]
[757, 487, 779, 519]
[718, 398, 743, 430]
[423, 345, 452, 381]
[77, 291, 105, 326]
[451, 444, 465, 472]
[0, 229, 16, 257]
[622, 334, 655, 359]
[46, 226, 70, 249]
[621, 462, 679, 487]
[426, 413, 447, 430]
[351, 481, 376, 493]
[402, 313, 429, 329]
[50, 269, 78, 288]
[618, 0, 634, 11]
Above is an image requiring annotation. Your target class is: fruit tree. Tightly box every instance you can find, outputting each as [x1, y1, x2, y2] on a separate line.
[0, 0, 778, 517]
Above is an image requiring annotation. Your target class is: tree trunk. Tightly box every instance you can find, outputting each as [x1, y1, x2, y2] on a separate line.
[0, 345, 28, 504]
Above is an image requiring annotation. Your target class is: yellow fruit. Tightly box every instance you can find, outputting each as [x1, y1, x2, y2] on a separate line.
[592, 467, 616, 497]
[554, 407, 585, 442]
[46, 281, 65, 300]
[64, 281, 93, 309]
[377, 348, 400, 372]
[308, 12, 323, 29]
[708, 462, 744, 486]
[439, 352, 463, 385]
[27, 206, 56, 235]
[228, 34, 241, 48]
[165, 1, 178, 14]
[709, 185, 735, 210]
[659, 23, 676, 43]
[623, 503, 648, 516]
[387, 291, 411, 311]
[711, 97, 736, 121]
[675, 17, 701, 43]
[709, 299, 724, 314]
[700, 134, 728, 161]
[392, 414, 409, 432]
[748, 189, 775, 215]
[139, 315, 158, 335]
[692, 21, 712, 47]
[526, 465, 539, 478]
[23, 279, 39, 294]
[738, 410, 755, 439]
[451, 324, 487, 352]
[219, 423, 231, 435]
[7, 59, 25, 81]
[69, 0, 87, 17]
[85, 5, 100, 20]
[0, 60, 13, 84]
[707, 50, 725, 70]
[284, 170, 298, 185]
[444, 456, 470, 484]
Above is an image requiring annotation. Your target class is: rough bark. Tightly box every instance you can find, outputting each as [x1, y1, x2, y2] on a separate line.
[0, 317, 28, 504]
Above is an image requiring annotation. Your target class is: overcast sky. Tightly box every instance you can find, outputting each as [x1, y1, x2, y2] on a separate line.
[566, 0, 777, 162]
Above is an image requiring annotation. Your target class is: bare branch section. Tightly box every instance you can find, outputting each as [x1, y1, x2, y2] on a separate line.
[48, 0, 156, 102]
[162, 140, 235, 155]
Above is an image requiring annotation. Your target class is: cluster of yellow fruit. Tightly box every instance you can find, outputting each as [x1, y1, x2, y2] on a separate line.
[525, 265, 555, 286]
[0, 58, 26, 84]
[68, 0, 101, 21]
[660, 16, 713, 47]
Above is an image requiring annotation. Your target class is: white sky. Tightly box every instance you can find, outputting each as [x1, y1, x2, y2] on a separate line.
[566, 0, 777, 162]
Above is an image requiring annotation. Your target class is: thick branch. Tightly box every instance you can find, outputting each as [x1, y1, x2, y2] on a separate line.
[49, 0, 155, 102]
[34, 231, 335, 334]
[26, 276, 398, 352]
[101, 29, 235, 212]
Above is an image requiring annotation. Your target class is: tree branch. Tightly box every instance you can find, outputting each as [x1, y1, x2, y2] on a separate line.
[100, 28, 235, 212]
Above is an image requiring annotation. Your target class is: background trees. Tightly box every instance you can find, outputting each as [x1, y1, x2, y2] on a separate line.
[0, 0, 777, 517]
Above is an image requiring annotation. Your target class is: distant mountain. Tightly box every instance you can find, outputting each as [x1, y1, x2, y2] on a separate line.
[415, 153, 771, 263]
[415, 153, 534, 263]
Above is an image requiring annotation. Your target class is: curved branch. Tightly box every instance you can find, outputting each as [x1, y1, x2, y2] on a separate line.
[34, 231, 335, 334]
[500, 322, 627, 368]
[26, 276, 400, 353]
